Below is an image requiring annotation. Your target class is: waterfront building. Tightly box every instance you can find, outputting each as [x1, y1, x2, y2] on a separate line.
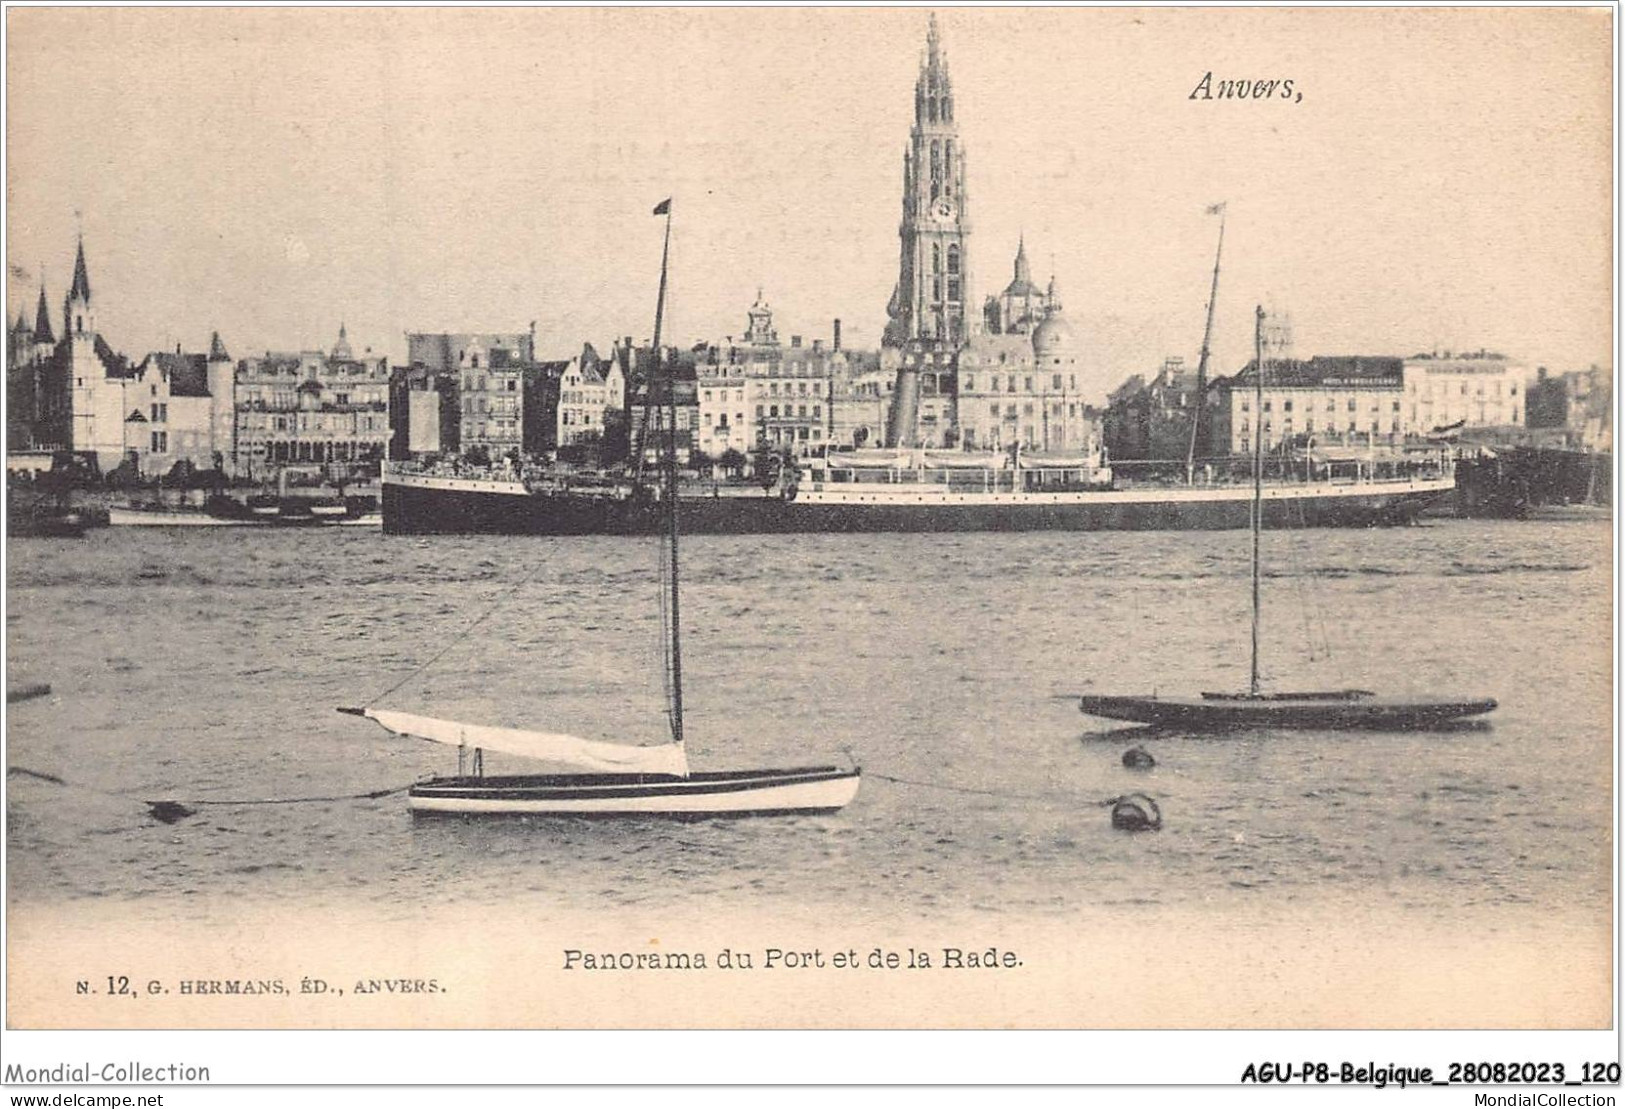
[693, 293, 858, 460]
[388, 364, 460, 459]
[406, 331, 535, 462]
[524, 356, 570, 458]
[8, 238, 235, 476]
[881, 14, 969, 447]
[236, 325, 390, 479]
[6, 286, 57, 450]
[957, 257, 1100, 453]
[556, 347, 625, 450]
[1526, 364, 1612, 451]
[1402, 351, 1524, 433]
[1103, 357, 1207, 463]
[694, 341, 751, 460]
[30, 240, 139, 470]
[126, 333, 236, 475]
[828, 347, 889, 451]
[1209, 356, 1405, 455]
[627, 344, 699, 462]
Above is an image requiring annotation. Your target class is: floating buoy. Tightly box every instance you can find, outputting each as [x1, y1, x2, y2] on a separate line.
[1122, 745, 1155, 770]
[1109, 793, 1162, 831]
[146, 801, 196, 825]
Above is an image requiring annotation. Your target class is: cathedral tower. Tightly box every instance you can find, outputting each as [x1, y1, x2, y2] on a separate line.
[883, 13, 969, 448]
[884, 13, 969, 348]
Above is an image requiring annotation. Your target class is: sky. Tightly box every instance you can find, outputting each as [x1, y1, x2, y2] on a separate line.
[5, 7, 1613, 392]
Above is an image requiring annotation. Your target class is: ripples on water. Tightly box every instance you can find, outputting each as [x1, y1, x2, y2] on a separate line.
[5, 519, 1612, 926]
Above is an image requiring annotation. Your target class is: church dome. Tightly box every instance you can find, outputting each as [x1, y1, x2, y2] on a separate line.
[1032, 311, 1074, 358]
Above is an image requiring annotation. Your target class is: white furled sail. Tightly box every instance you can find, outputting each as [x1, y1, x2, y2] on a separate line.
[361, 708, 689, 777]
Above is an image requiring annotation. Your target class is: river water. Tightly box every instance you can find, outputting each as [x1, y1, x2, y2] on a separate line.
[5, 518, 1613, 932]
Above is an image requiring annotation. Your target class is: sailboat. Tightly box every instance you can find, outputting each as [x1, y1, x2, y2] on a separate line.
[1078, 305, 1497, 731]
[342, 199, 860, 816]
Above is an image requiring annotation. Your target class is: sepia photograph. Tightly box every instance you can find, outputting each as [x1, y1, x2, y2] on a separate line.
[2, 2, 1615, 1090]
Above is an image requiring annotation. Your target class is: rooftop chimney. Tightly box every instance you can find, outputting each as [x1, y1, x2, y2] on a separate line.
[791, 335, 802, 348]
[833, 319, 842, 352]
[812, 338, 824, 353]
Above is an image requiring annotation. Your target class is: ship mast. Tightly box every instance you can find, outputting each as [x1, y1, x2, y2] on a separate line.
[651, 199, 683, 747]
[1250, 304, 1265, 697]
[1188, 203, 1226, 482]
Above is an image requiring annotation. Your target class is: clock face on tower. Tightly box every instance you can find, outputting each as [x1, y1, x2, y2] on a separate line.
[933, 200, 955, 223]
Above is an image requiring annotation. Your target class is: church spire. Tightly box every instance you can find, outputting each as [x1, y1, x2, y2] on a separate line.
[209, 330, 230, 361]
[1014, 235, 1031, 286]
[33, 283, 53, 343]
[68, 236, 91, 304]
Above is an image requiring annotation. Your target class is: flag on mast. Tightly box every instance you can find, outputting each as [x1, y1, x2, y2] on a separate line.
[653, 198, 671, 216]
[1206, 201, 1227, 215]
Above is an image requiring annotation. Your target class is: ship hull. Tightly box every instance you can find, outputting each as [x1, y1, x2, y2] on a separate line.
[383, 471, 1450, 535]
[407, 766, 861, 818]
[1078, 693, 1498, 730]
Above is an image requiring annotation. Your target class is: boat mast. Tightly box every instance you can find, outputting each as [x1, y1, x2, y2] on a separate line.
[1187, 203, 1226, 483]
[651, 199, 684, 747]
[1250, 303, 1265, 696]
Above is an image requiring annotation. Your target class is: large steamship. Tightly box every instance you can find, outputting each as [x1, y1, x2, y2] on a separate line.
[380, 447, 1454, 536]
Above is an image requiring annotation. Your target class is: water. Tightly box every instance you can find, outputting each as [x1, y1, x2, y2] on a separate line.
[5, 519, 1612, 930]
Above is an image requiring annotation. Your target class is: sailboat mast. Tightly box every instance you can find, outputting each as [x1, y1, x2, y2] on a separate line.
[1250, 303, 1265, 697]
[1187, 205, 1226, 481]
[651, 200, 684, 746]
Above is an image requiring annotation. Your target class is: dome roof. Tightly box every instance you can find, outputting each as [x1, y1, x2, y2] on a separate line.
[1032, 311, 1075, 358]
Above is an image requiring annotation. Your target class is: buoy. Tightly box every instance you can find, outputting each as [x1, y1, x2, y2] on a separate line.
[146, 801, 196, 825]
[1109, 793, 1162, 831]
[1122, 745, 1155, 770]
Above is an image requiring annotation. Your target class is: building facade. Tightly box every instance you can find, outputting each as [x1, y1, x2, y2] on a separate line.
[236, 325, 390, 478]
[1526, 364, 1611, 451]
[1209, 356, 1406, 455]
[956, 251, 1100, 454]
[828, 349, 890, 450]
[693, 293, 858, 460]
[1402, 352, 1525, 433]
[406, 331, 535, 462]
[1103, 357, 1207, 463]
[556, 349, 625, 449]
[127, 334, 236, 475]
[7, 286, 59, 451]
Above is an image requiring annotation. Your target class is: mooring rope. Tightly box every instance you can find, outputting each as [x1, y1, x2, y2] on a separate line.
[865, 770, 1118, 808]
[362, 557, 552, 709]
[8, 766, 416, 824]
[178, 786, 413, 807]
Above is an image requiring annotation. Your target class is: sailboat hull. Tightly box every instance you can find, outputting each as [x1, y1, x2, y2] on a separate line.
[1078, 693, 1497, 731]
[406, 766, 861, 817]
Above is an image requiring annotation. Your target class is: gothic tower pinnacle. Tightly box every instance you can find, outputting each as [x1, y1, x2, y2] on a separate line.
[63, 236, 94, 339]
[33, 283, 53, 344]
[884, 12, 969, 350]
